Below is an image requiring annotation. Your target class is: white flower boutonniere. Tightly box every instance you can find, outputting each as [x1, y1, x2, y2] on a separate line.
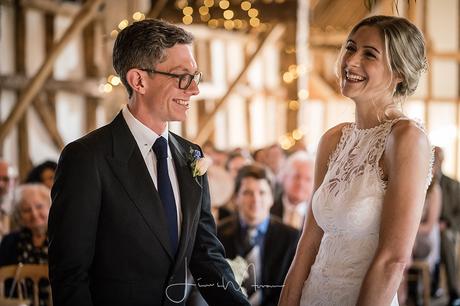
[189, 148, 212, 177]
[226, 256, 249, 286]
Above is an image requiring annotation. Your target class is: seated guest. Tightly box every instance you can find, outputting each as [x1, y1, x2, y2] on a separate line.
[0, 184, 51, 306]
[433, 147, 460, 305]
[413, 175, 441, 271]
[271, 151, 314, 229]
[218, 151, 254, 219]
[263, 144, 285, 177]
[218, 164, 300, 306]
[403, 167, 442, 306]
[0, 159, 13, 239]
[207, 165, 235, 222]
[226, 151, 253, 179]
[0, 184, 50, 265]
[25, 160, 57, 189]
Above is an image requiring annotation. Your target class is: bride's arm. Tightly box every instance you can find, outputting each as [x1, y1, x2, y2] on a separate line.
[277, 203, 323, 306]
[278, 123, 346, 306]
[357, 121, 432, 306]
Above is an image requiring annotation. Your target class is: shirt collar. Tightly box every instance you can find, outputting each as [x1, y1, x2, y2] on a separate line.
[238, 214, 270, 236]
[282, 194, 307, 215]
[122, 105, 169, 158]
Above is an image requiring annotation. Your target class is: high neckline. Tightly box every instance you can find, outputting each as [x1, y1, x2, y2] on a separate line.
[351, 118, 404, 133]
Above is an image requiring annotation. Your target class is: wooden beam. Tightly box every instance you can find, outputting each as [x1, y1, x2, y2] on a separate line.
[310, 30, 347, 47]
[20, 0, 80, 16]
[406, 0, 417, 22]
[15, 0, 31, 180]
[147, 0, 167, 19]
[282, 21, 298, 134]
[309, 72, 342, 101]
[85, 97, 98, 132]
[44, 12, 57, 121]
[83, 20, 103, 133]
[456, 2, 460, 178]
[17, 114, 32, 181]
[375, 0, 395, 15]
[245, 97, 252, 147]
[33, 94, 65, 150]
[0, 0, 12, 5]
[432, 51, 460, 62]
[0, 74, 103, 98]
[423, 0, 430, 128]
[194, 24, 285, 145]
[0, 0, 104, 144]
[15, 2, 26, 74]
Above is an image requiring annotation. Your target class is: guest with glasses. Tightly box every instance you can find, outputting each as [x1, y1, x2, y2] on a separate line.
[48, 19, 249, 306]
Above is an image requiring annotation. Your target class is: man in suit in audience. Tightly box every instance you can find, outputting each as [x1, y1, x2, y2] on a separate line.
[48, 19, 249, 306]
[270, 151, 314, 229]
[433, 147, 460, 306]
[218, 164, 300, 306]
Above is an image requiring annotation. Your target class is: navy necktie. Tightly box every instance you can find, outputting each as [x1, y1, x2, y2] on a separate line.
[152, 136, 178, 254]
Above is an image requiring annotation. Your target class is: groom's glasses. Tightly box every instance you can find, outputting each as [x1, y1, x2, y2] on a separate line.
[139, 68, 202, 90]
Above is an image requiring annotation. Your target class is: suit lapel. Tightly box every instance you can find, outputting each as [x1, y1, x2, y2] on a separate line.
[106, 113, 174, 260]
[169, 133, 202, 267]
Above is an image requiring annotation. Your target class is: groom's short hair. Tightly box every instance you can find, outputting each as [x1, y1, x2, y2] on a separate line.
[113, 19, 194, 97]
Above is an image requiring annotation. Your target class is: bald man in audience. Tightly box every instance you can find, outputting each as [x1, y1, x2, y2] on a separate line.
[270, 151, 314, 229]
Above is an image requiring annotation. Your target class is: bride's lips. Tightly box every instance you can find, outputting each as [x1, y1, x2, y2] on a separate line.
[344, 70, 366, 82]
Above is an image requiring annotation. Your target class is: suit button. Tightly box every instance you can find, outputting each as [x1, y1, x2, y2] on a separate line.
[169, 277, 174, 282]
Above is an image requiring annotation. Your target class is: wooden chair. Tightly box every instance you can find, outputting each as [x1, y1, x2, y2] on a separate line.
[408, 260, 431, 306]
[0, 264, 51, 306]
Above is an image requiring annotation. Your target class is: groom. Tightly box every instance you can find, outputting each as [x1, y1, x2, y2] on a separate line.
[48, 19, 249, 306]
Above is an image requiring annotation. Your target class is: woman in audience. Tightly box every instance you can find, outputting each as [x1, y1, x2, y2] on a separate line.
[0, 184, 51, 306]
[25, 161, 57, 189]
[0, 184, 50, 265]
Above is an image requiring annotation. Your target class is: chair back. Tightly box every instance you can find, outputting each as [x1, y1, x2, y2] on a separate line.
[0, 264, 51, 306]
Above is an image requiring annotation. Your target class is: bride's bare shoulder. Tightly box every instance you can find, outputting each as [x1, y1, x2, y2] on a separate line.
[314, 122, 350, 172]
[318, 122, 350, 156]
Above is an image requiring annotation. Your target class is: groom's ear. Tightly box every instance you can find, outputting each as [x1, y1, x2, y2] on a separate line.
[126, 69, 147, 95]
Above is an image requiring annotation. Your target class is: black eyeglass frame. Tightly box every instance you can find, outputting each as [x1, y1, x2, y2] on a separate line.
[139, 68, 202, 90]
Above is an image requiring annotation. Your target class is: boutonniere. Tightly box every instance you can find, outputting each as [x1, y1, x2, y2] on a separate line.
[226, 256, 249, 288]
[189, 147, 212, 177]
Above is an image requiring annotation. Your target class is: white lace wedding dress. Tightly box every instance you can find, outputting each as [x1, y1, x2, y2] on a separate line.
[300, 119, 431, 306]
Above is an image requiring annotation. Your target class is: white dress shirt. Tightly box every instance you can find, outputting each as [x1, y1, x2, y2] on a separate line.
[122, 106, 182, 237]
[282, 195, 307, 229]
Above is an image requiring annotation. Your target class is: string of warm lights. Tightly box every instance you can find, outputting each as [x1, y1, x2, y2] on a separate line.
[279, 128, 304, 150]
[175, 0, 263, 31]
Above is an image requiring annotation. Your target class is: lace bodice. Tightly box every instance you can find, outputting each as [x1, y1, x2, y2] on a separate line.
[300, 119, 431, 306]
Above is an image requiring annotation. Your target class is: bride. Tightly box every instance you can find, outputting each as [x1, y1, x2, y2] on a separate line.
[278, 15, 432, 306]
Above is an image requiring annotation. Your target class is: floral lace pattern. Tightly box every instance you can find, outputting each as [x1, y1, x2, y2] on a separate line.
[300, 118, 432, 306]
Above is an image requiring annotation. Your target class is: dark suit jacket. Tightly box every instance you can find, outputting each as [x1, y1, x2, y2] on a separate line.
[217, 216, 300, 306]
[48, 113, 249, 306]
[270, 192, 284, 220]
[440, 174, 460, 232]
